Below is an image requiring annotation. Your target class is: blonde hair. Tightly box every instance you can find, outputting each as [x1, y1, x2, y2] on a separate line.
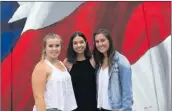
[41, 33, 62, 62]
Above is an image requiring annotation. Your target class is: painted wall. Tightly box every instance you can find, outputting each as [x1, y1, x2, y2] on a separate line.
[1, 1, 171, 111]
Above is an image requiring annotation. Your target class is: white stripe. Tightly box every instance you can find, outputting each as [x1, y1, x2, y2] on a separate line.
[22, 2, 83, 33]
[132, 35, 171, 111]
[17, 1, 32, 5]
[8, 2, 83, 33]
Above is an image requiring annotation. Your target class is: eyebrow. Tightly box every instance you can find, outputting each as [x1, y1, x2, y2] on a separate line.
[48, 43, 60, 45]
[73, 40, 84, 42]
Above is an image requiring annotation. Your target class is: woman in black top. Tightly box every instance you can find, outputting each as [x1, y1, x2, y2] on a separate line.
[63, 31, 98, 111]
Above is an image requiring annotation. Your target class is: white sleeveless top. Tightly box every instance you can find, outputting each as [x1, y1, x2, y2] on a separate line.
[97, 67, 112, 110]
[33, 59, 77, 111]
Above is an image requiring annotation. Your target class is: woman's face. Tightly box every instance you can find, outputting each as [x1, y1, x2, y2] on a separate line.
[45, 38, 61, 59]
[95, 33, 109, 55]
[73, 36, 86, 54]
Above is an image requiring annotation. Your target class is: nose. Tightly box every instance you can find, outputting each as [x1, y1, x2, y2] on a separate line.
[77, 43, 81, 47]
[98, 41, 103, 46]
[53, 46, 57, 50]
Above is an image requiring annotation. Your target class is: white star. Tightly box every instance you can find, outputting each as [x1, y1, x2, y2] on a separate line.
[8, 2, 33, 23]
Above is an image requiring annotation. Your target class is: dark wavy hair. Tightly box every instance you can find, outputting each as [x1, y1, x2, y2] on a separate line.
[93, 29, 116, 69]
[67, 31, 92, 64]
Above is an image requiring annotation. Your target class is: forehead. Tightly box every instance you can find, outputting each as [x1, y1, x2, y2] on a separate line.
[46, 38, 61, 44]
[95, 34, 107, 40]
[73, 36, 85, 42]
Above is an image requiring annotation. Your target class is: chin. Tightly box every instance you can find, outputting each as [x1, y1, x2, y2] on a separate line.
[51, 56, 58, 59]
[98, 50, 105, 53]
[76, 51, 84, 54]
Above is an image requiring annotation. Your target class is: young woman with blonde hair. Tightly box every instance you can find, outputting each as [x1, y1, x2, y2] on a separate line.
[32, 33, 77, 111]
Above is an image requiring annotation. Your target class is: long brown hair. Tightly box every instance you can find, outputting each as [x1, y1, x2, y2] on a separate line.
[93, 29, 116, 71]
[40, 33, 62, 62]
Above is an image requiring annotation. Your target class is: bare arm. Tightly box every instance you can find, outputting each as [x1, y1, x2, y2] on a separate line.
[63, 58, 72, 72]
[32, 63, 48, 111]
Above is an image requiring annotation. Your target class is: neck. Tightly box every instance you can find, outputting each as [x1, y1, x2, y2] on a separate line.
[103, 53, 108, 63]
[46, 57, 58, 65]
[76, 53, 86, 61]
[103, 52, 108, 58]
[103, 56, 108, 62]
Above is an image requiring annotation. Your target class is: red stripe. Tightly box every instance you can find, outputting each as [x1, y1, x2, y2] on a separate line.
[121, 2, 170, 63]
[1, 54, 12, 111]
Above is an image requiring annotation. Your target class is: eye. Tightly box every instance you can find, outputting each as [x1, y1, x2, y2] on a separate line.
[49, 44, 53, 47]
[95, 40, 99, 43]
[73, 42, 77, 45]
[100, 39, 105, 42]
[56, 44, 60, 47]
[80, 40, 84, 44]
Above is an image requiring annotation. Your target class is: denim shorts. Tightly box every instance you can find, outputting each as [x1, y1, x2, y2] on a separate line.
[47, 108, 61, 111]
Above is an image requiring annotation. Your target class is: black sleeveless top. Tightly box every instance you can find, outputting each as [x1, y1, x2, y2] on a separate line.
[70, 58, 98, 111]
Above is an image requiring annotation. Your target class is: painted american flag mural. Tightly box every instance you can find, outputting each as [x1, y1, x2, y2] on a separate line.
[1, 1, 171, 111]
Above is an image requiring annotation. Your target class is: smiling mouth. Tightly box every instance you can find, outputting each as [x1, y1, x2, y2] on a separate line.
[77, 50, 83, 52]
[77, 48, 84, 50]
[99, 47, 105, 50]
[52, 52, 58, 54]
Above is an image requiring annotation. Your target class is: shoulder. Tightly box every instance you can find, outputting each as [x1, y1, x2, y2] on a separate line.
[32, 61, 50, 84]
[63, 58, 73, 71]
[114, 51, 131, 68]
[63, 58, 72, 66]
[35, 62, 46, 70]
[33, 61, 51, 75]
[89, 55, 95, 68]
[63, 58, 68, 64]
